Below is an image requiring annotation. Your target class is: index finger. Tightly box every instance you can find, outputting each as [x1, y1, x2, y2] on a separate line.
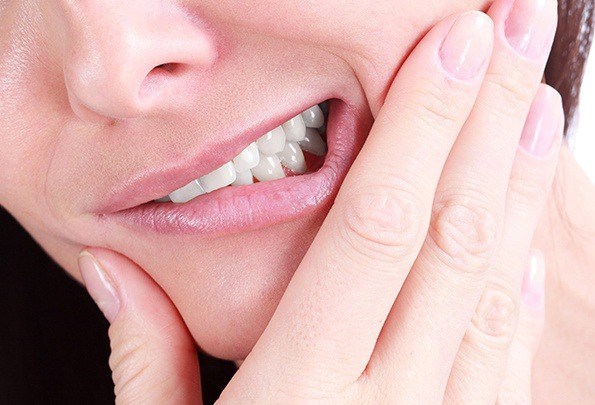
[237, 11, 495, 386]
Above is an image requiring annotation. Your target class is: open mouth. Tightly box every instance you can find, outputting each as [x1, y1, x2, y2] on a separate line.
[158, 102, 329, 204]
[106, 98, 370, 236]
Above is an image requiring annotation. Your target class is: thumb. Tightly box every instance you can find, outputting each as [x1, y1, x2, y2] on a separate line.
[78, 248, 202, 405]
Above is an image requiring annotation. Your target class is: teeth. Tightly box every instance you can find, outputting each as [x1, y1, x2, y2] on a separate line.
[278, 142, 307, 174]
[298, 128, 327, 156]
[251, 153, 286, 182]
[199, 162, 237, 193]
[256, 127, 286, 155]
[232, 170, 254, 186]
[158, 103, 328, 203]
[233, 142, 260, 172]
[282, 115, 306, 142]
[301, 105, 325, 128]
[169, 180, 206, 203]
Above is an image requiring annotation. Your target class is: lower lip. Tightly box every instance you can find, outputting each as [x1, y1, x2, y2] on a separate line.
[108, 100, 371, 236]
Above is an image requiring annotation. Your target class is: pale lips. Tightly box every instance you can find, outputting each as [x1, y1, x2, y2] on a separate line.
[157, 102, 329, 204]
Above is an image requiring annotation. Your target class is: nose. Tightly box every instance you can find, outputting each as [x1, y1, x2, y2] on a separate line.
[48, 1, 216, 121]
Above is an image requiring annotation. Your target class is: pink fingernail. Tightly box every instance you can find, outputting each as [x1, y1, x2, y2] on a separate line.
[521, 249, 546, 311]
[440, 11, 494, 80]
[519, 86, 561, 156]
[505, 0, 557, 58]
[79, 251, 120, 323]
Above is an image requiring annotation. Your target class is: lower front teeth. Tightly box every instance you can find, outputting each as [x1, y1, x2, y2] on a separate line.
[278, 142, 307, 174]
[251, 153, 285, 182]
[299, 128, 327, 156]
[232, 170, 254, 186]
[160, 102, 328, 203]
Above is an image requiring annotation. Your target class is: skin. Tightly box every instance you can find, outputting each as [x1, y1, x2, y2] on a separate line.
[532, 148, 595, 403]
[0, 0, 498, 359]
[0, 0, 593, 401]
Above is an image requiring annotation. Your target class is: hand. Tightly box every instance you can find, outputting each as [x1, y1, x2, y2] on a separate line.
[78, 0, 561, 402]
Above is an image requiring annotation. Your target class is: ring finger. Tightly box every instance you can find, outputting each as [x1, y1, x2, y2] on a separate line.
[444, 85, 563, 403]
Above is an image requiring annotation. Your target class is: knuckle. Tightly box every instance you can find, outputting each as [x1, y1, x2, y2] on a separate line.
[507, 168, 549, 209]
[497, 386, 532, 405]
[428, 194, 499, 273]
[340, 185, 423, 264]
[269, 375, 343, 403]
[360, 378, 390, 405]
[399, 81, 460, 131]
[108, 326, 154, 400]
[482, 69, 535, 115]
[467, 287, 518, 350]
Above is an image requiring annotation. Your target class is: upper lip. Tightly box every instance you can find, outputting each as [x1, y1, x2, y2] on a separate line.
[96, 95, 334, 214]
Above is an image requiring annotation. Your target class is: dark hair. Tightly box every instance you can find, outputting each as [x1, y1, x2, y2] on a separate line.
[546, 0, 594, 133]
[1, 2, 594, 404]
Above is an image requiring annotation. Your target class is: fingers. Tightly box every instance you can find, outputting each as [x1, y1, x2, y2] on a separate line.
[368, 0, 558, 399]
[498, 250, 546, 404]
[78, 248, 201, 404]
[229, 11, 494, 391]
[444, 85, 563, 403]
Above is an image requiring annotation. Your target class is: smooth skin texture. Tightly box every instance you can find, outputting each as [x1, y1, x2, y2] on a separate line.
[80, 3, 562, 402]
[1, 0, 594, 402]
[1, 0, 507, 359]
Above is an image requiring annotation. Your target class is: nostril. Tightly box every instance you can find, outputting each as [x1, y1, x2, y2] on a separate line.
[153, 63, 178, 73]
[139, 63, 184, 103]
[55, 0, 217, 121]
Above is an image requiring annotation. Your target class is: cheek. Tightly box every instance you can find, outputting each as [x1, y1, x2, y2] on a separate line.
[0, 87, 79, 253]
[0, 4, 72, 226]
[306, 0, 494, 114]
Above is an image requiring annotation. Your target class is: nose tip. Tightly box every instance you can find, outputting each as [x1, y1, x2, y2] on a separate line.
[60, 3, 216, 121]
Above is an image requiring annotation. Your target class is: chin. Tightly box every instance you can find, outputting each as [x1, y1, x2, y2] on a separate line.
[139, 210, 326, 361]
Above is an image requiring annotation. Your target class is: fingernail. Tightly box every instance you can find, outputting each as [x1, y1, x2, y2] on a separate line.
[519, 86, 561, 155]
[505, 0, 557, 58]
[521, 249, 546, 311]
[440, 11, 494, 80]
[79, 251, 120, 323]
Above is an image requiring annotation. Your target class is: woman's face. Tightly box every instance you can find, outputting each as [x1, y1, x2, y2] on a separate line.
[1, 0, 489, 359]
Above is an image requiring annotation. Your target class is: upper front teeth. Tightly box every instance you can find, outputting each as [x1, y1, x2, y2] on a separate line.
[282, 115, 306, 142]
[232, 143, 260, 172]
[256, 126, 286, 155]
[168, 179, 206, 203]
[199, 162, 237, 193]
[301, 105, 325, 128]
[160, 103, 328, 204]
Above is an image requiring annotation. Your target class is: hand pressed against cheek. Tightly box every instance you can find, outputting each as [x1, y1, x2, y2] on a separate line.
[1, 0, 492, 360]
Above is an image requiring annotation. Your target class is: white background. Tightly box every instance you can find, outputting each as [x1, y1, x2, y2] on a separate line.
[573, 51, 595, 182]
